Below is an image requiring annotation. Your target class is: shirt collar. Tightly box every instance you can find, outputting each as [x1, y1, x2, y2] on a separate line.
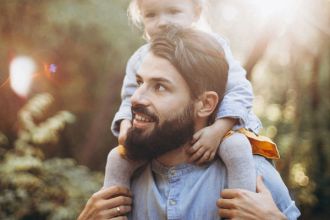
[151, 159, 210, 177]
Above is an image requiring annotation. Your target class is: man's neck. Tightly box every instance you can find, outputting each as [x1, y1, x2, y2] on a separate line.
[156, 143, 191, 167]
[156, 119, 207, 167]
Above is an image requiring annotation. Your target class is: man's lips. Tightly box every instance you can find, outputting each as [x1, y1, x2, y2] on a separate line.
[132, 112, 155, 129]
[134, 113, 154, 122]
[131, 104, 159, 129]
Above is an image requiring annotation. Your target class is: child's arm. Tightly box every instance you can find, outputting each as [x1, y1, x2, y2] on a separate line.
[118, 119, 132, 145]
[187, 118, 236, 164]
[111, 44, 150, 137]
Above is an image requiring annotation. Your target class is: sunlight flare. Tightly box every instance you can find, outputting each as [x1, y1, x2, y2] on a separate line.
[250, 0, 302, 22]
[9, 56, 36, 97]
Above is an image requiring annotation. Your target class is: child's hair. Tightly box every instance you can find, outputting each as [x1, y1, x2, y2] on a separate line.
[127, 0, 210, 32]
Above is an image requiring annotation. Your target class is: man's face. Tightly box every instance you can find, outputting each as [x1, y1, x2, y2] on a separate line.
[124, 52, 196, 160]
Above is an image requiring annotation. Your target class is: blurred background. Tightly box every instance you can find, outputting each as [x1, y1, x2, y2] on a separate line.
[0, 0, 329, 219]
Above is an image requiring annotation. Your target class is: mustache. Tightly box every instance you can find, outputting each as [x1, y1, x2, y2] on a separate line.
[131, 104, 159, 123]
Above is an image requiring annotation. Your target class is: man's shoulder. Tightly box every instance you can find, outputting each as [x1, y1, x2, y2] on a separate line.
[253, 155, 280, 184]
[253, 155, 300, 218]
[132, 163, 149, 178]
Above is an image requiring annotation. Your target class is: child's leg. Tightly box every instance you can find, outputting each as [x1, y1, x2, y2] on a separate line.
[103, 146, 145, 188]
[219, 132, 256, 192]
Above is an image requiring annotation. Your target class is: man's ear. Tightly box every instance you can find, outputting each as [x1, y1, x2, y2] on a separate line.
[195, 91, 219, 118]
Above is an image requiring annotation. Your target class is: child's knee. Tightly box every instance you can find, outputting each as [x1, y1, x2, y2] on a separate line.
[220, 133, 252, 159]
[107, 146, 123, 162]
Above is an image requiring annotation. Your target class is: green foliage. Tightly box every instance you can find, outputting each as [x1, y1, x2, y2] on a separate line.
[0, 93, 103, 220]
[0, 148, 103, 220]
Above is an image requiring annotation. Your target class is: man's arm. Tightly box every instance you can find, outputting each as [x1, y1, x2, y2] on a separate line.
[78, 186, 132, 220]
[217, 176, 287, 220]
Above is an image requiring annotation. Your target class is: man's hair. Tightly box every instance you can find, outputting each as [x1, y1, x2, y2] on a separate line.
[150, 27, 229, 122]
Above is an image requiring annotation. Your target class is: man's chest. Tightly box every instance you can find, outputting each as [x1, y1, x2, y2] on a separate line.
[130, 161, 227, 220]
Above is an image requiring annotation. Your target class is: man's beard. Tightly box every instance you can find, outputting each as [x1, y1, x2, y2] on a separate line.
[124, 103, 195, 161]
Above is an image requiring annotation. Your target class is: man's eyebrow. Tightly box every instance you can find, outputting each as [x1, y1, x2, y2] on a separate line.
[136, 73, 172, 84]
[167, 6, 180, 11]
[150, 77, 172, 84]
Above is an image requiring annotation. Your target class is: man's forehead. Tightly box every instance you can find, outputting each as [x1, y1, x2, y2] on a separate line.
[137, 52, 182, 84]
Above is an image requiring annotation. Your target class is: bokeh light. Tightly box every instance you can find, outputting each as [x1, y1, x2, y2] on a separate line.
[266, 104, 282, 122]
[249, 0, 302, 22]
[291, 163, 310, 187]
[222, 4, 238, 22]
[9, 56, 36, 97]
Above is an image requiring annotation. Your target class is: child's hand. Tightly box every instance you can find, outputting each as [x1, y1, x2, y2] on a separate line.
[186, 125, 223, 165]
[118, 119, 132, 145]
[186, 118, 237, 165]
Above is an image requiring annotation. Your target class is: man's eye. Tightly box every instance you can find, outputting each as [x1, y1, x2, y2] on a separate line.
[155, 84, 166, 92]
[169, 9, 181, 14]
[137, 80, 143, 87]
[145, 12, 156, 18]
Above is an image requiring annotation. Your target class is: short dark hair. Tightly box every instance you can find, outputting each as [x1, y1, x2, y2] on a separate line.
[150, 27, 229, 122]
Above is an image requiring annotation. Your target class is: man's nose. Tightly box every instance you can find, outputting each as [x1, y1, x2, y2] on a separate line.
[131, 86, 149, 107]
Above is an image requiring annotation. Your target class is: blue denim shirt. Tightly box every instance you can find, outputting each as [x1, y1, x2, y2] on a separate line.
[111, 33, 262, 136]
[129, 156, 300, 220]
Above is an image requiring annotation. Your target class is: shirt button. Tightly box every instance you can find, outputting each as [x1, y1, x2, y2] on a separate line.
[169, 199, 176, 205]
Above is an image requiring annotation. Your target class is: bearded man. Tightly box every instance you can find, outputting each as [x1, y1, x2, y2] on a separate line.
[78, 27, 300, 220]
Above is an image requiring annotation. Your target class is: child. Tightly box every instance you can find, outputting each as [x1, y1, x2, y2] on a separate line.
[104, 0, 279, 191]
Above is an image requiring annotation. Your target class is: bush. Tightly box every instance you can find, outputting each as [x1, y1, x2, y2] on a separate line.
[0, 93, 103, 220]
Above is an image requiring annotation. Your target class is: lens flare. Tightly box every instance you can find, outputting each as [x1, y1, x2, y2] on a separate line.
[9, 56, 36, 97]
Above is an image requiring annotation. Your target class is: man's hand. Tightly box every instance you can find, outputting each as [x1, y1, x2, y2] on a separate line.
[77, 186, 132, 220]
[118, 119, 132, 145]
[217, 176, 287, 220]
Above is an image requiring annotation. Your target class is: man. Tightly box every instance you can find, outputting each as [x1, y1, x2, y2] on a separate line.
[78, 27, 300, 220]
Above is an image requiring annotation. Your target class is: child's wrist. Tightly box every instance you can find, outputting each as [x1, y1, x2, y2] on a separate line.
[120, 119, 132, 130]
[213, 118, 237, 132]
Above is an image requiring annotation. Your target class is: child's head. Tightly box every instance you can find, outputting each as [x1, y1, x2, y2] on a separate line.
[128, 0, 207, 39]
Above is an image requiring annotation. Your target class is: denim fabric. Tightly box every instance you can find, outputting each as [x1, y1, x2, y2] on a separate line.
[129, 156, 300, 220]
[111, 34, 262, 137]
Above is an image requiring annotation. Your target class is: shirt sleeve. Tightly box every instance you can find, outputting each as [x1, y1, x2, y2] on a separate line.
[255, 156, 301, 220]
[213, 35, 255, 128]
[111, 44, 150, 137]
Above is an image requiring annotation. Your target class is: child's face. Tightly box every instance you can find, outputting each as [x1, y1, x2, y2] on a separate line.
[139, 0, 200, 39]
